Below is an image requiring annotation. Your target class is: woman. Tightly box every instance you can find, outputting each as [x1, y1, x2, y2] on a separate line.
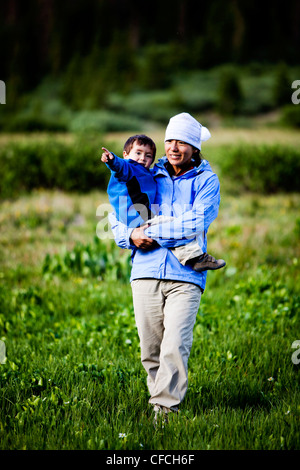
[109, 112, 221, 421]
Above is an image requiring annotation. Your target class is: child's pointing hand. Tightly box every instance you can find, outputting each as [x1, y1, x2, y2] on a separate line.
[101, 147, 115, 163]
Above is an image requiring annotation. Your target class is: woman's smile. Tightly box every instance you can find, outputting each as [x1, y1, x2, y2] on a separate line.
[165, 140, 197, 174]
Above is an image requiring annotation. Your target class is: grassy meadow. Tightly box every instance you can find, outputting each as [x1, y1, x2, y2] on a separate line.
[0, 127, 299, 451]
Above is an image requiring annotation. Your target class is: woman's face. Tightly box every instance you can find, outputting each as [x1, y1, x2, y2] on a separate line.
[165, 140, 197, 174]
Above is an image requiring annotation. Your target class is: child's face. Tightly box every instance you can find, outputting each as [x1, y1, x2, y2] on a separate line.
[123, 142, 154, 169]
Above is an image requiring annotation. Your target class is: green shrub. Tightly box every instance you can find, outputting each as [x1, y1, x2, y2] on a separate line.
[107, 90, 183, 123]
[239, 75, 274, 115]
[68, 110, 145, 133]
[216, 144, 300, 193]
[272, 63, 291, 107]
[2, 138, 299, 199]
[216, 67, 244, 115]
[0, 94, 71, 132]
[172, 70, 218, 111]
[1, 113, 68, 132]
[42, 236, 131, 282]
[136, 43, 180, 90]
[280, 104, 300, 128]
[0, 137, 117, 199]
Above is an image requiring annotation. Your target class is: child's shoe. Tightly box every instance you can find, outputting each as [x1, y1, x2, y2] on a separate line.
[188, 253, 226, 272]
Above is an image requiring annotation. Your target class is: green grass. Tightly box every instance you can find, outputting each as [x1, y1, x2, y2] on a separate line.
[1, 268, 298, 450]
[0, 131, 300, 449]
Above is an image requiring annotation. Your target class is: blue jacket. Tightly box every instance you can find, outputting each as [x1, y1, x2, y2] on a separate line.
[105, 154, 157, 228]
[109, 157, 220, 291]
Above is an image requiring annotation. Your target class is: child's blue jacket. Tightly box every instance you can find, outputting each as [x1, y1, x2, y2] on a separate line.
[109, 156, 220, 292]
[106, 154, 156, 228]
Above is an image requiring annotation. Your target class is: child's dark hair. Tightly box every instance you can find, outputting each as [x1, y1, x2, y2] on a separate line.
[123, 135, 156, 160]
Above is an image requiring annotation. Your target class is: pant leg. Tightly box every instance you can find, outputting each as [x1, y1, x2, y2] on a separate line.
[131, 279, 165, 397]
[149, 281, 201, 409]
[145, 215, 174, 226]
[172, 238, 203, 265]
[146, 216, 204, 266]
[131, 279, 201, 410]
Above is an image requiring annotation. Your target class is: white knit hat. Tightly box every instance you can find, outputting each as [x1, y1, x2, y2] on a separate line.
[164, 112, 211, 151]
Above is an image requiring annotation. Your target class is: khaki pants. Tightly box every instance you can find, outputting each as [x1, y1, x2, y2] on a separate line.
[146, 215, 203, 265]
[131, 279, 202, 410]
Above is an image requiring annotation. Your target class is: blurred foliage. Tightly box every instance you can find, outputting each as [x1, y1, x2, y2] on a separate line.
[0, 136, 121, 199]
[1, 0, 300, 117]
[1, 64, 300, 133]
[42, 236, 131, 282]
[216, 144, 300, 193]
[68, 110, 146, 133]
[1, 138, 300, 199]
[272, 63, 292, 107]
[280, 104, 300, 128]
[2, 0, 300, 94]
[216, 66, 244, 115]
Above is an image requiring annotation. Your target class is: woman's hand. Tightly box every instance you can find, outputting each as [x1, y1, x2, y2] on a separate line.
[130, 225, 156, 250]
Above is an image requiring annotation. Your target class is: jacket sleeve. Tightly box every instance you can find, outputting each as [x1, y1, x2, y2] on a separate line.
[106, 154, 135, 182]
[108, 212, 135, 250]
[145, 174, 220, 248]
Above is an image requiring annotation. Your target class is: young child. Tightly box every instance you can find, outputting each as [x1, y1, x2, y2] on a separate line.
[101, 134, 225, 272]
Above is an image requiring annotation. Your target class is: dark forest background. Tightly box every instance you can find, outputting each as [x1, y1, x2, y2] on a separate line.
[2, 0, 300, 89]
[1, 0, 300, 130]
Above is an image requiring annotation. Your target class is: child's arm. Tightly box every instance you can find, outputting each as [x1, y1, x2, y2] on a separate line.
[100, 147, 135, 181]
[101, 147, 115, 164]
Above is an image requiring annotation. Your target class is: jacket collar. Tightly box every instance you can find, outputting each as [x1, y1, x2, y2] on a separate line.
[152, 156, 213, 178]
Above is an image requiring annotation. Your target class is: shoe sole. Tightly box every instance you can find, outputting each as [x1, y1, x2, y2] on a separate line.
[193, 260, 226, 272]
